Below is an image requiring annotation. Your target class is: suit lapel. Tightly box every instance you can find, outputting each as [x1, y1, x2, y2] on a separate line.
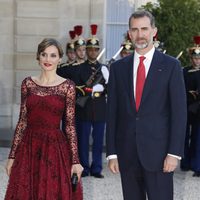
[120, 54, 136, 111]
[140, 50, 164, 107]
[128, 55, 136, 110]
[125, 54, 136, 111]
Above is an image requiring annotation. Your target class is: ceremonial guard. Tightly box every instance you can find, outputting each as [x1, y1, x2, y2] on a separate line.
[64, 30, 76, 65]
[57, 30, 76, 71]
[56, 26, 86, 139]
[73, 25, 87, 65]
[120, 31, 134, 58]
[181, 36, 200, 177]
[153, 33, 165, 53]
[77, 24, 109, 178]
[57, 25, 86, 84]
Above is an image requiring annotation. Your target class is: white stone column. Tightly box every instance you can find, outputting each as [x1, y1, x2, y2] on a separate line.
[0, 0, 14, 130]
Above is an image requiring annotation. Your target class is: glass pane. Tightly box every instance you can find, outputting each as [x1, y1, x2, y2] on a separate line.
[106, 0, 133, 61]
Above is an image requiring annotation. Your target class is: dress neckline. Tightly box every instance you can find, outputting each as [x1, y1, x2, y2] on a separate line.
[29, 76, 67, 88]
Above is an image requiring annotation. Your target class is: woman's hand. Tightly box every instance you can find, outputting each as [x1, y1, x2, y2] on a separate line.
[5, 159, 14, 176]
[71, 164, 84, 182]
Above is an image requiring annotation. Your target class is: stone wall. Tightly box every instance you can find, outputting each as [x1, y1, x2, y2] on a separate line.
[0, 0, 14, 130]
[0, 0, 105, 134]
[0, 0, 157, 134]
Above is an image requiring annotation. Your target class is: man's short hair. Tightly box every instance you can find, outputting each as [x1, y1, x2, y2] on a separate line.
[129, 10, 156, 28]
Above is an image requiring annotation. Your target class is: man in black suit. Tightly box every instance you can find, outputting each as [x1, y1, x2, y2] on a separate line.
[106, 10, 187, 200]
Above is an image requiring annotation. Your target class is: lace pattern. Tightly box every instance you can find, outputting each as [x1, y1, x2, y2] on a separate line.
[9, 77, 79, 164]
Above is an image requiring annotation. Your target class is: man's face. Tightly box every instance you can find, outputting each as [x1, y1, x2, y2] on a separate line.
[86, 47, 99, 61]
[191, 57, 200, 68]
[67, 50, 76, 62]
[76, 46, 86, 60]
[128, 16, 157, 50]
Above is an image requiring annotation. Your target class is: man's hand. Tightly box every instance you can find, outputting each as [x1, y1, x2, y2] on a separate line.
[108, 158, 120, 174]
[92, 84, 104, 96]
[163, 155, 178, 173]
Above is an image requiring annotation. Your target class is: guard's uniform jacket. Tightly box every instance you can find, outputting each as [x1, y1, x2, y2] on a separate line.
[57, 61, 81, 85]
[186, 67, 200, 173]
[185, 67, 200, 107]
[77, 59, 107, 121]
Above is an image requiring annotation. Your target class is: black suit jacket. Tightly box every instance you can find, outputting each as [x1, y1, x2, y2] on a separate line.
[106, 50, 187, 171]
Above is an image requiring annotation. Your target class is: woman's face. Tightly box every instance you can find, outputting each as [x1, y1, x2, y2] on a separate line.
[39, 45, 61, 71]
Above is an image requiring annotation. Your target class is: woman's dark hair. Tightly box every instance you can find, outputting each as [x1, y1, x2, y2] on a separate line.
[36, 38, 64, 60]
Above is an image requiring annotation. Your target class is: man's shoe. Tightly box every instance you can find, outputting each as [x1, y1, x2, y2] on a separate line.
[181, 167, 190, 172]
[193, 172, 200, 177]
[81, 171, 89, 177]
[91, 173, 104, 178]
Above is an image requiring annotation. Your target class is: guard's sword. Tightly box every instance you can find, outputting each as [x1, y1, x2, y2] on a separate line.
[107, 46, 124, 66]
[97, 48, 106, 61]
[176, 51, 183, 59]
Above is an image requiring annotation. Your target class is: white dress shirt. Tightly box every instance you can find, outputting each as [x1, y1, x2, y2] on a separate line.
[133, 47, 155, 98]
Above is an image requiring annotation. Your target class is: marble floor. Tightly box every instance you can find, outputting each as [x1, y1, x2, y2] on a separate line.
[0, 147, 200, 200]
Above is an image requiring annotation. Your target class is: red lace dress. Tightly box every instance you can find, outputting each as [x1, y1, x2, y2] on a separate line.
[5, 77, 83, 200]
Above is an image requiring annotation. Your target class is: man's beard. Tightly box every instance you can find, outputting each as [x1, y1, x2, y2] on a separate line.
[134, 37, 153, 49]
[134, 42, 148, 49]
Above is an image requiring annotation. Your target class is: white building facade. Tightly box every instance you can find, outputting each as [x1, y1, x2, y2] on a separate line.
[0, 0, 157, 133]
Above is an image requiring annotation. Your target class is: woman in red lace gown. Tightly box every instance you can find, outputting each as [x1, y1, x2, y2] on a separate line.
[5, 38, 83, 200]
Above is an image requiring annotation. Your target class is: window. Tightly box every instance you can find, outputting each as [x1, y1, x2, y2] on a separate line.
[105, 0, 133, 61]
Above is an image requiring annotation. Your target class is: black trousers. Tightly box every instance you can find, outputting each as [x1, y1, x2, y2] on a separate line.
[120, 157, 173, 200]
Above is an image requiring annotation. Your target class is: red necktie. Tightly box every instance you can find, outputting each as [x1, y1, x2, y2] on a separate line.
[136, 56, 146, 111]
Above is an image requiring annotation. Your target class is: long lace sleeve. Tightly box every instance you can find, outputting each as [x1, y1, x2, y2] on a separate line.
[65, 82, 80, 164]
[9, 79, 28, 159]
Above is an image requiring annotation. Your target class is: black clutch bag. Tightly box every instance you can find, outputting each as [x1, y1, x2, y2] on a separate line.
[76, 96, 89, 108]
[71, 173, 78, 192]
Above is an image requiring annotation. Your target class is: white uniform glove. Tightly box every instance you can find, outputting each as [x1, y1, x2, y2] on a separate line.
[92, 84, 104, 96]
[101, 65, 109, 84]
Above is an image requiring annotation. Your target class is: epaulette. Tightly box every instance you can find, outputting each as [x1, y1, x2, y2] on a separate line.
[72, 62, 80, 66]
[188, 68, 200, 73]
[58, 63, 70, 68]
[57, 63, 64, 68]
